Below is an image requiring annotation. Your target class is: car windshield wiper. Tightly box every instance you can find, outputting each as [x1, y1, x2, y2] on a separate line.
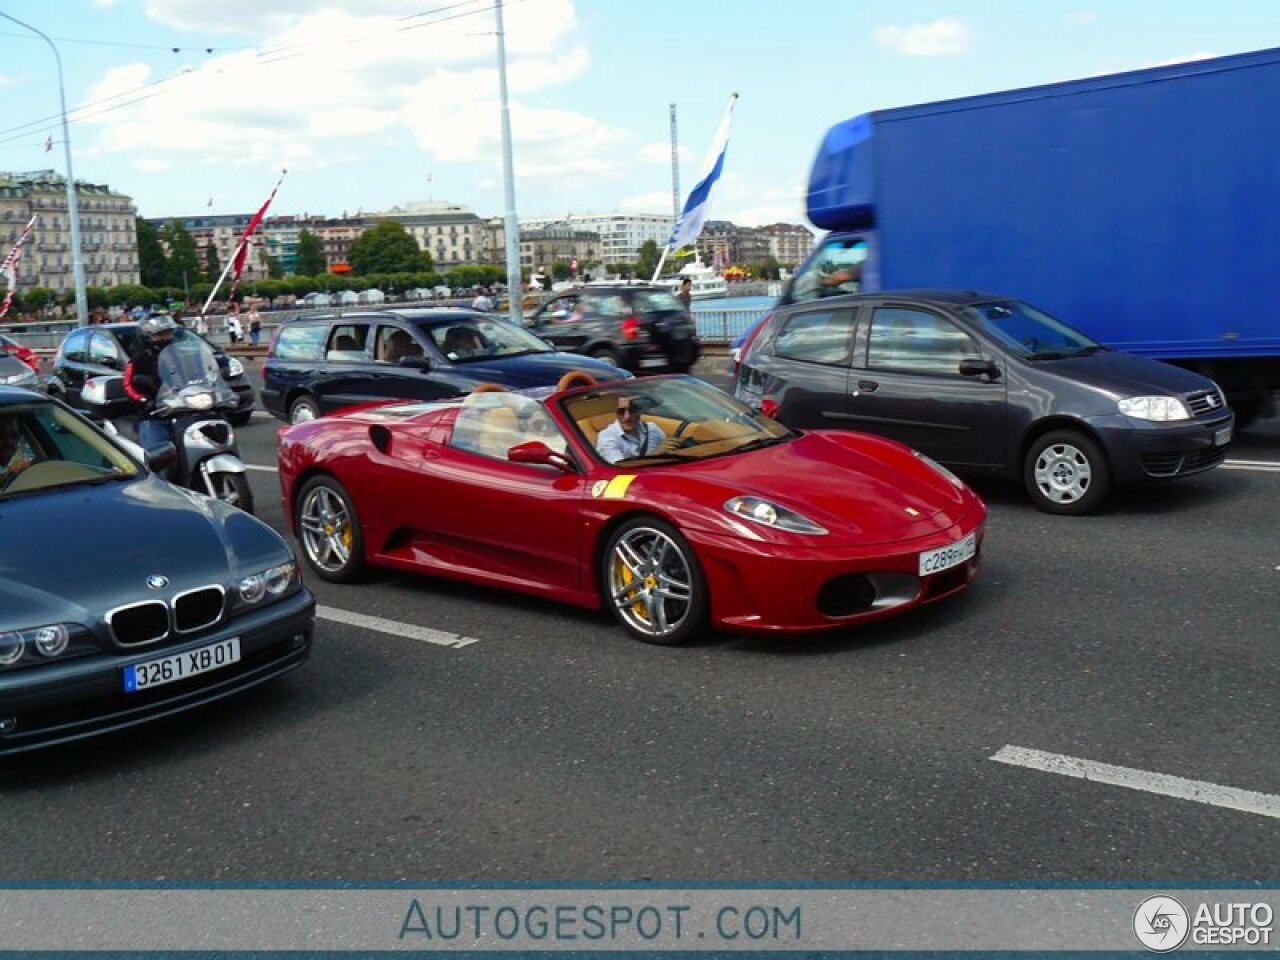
[1065, 344, 1108, 357]
[727, 436, 787, 454]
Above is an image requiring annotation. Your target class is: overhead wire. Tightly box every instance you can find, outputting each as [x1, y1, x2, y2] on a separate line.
[0, 0, 514, 149]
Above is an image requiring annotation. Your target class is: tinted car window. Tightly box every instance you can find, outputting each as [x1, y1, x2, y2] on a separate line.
[88, 332, 119, 366]
[773, 308, 855, 366]
[61, 330, 90, 363]
[276, 323, 327, 360]
[632, 290, 685, 313]
[960, 300, 1099, 360]
[327, 323, 370, 360]
[374, 325, 425, 363]
[867, 307, 977, 376]
[421, 317, 552, 362]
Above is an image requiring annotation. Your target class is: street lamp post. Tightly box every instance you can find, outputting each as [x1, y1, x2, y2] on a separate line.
[1, 11, 89, 325]
[494, 0, 522, 325]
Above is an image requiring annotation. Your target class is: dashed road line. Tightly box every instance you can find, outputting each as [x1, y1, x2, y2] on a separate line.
[316, 604, 480, 649]
[1223, 459, 1280, 473]
[991, 744, 1280, 820]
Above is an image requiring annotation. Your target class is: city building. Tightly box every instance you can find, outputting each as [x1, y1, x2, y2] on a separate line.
[520, 212, 674, 266]
[760, 222, 816, 265]
[365, 201, 484, 268]
[0, 170, 139, 293]
[515, 225, 604, 280]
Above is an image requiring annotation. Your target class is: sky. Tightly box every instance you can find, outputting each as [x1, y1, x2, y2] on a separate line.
[1, 0, 1278, 230]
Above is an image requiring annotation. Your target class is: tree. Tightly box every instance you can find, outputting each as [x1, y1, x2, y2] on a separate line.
[161, 220, 200, 291]
[349, 221, 432, 275]
[294, 229, 326, 277]
[266, 255, 285, 280]
[136, 218, 167, 288]
[636, 239, 661, 281]
[204, 243, 221, 282]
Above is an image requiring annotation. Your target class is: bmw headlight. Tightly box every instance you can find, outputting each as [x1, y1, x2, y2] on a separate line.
[226, 356, 245, 377]
[1118, 396, 1191, 421]
[912, 449, 964, 488]
[724, 496, 827, 535]
[0, 622, 92, 670]
[233, 560, 299, 610]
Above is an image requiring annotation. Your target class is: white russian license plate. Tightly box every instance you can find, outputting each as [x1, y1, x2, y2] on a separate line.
[123, 637, 241, 693]
[918, 532, 977, 577]
[1214, 425, 1232, 446]
[638, 355, 667, 369]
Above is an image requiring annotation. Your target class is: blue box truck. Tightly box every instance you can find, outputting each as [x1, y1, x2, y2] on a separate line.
[800, 46, 1280, 424]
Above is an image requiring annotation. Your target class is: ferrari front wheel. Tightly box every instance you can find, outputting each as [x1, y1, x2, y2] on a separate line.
[296, 475, 365, 582]
[602, 517, 707, 645]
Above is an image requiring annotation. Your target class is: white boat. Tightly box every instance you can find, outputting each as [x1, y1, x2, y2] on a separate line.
[663, 260, 729, 300]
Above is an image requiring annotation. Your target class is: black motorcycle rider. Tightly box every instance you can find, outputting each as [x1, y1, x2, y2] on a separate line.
[123, 313, 178, 458]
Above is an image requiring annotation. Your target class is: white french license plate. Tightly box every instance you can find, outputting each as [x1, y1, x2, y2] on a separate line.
[123, 637, 241, 693]
[918, 533, 976, 577]
[638, 355, 667, 369]
[1214, 425, 1232, 446]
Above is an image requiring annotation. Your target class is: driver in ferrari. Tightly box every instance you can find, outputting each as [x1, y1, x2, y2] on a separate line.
[595, 394, 679, 464]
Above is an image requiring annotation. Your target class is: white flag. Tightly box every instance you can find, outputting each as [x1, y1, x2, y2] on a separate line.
[666, 93, 737, 253]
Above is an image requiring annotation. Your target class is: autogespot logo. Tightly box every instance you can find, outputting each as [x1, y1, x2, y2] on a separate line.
[1134, 896, 1191, 952]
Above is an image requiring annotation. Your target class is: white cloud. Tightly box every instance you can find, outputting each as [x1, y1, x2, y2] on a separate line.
[91, 0, 121, 7]
[619, 190, 675, 213]
[0, 75, 22, 89]
[874, 18, 972, 57]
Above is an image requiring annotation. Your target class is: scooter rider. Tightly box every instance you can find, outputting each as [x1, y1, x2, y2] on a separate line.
[124, 313, 178, 457]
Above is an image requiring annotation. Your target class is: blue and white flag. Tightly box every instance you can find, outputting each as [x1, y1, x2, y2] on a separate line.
[667, 93, 738, 253]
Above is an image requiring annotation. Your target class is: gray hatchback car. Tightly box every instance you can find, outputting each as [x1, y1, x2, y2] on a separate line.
[734, 290, 1234, 514]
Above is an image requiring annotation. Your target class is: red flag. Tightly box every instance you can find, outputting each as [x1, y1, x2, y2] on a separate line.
[231, 171, 286, 282]
[0, 215, 36, 321]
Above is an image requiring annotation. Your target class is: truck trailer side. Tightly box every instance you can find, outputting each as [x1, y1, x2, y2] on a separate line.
[806, 46, 1280, 422]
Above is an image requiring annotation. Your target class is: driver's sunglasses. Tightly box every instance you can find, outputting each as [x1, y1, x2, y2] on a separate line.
[616, 404, 637, 417]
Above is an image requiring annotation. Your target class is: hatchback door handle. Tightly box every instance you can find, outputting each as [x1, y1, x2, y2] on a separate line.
[857, 379, 879, 392]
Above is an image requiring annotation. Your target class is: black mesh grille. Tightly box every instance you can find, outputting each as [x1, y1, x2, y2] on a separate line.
[174, 587, 224, 633]
[817, 574, 877, 617]
[1141, 447, 1226, 478]
[108, 602, 169, 646]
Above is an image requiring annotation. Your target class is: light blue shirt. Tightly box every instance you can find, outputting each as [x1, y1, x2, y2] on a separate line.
[595, 419, 667, 464]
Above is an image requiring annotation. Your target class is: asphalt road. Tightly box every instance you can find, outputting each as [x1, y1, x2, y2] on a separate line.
[2, 360, 1278, 882]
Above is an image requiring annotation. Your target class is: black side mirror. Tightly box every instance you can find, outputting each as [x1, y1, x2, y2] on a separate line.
[398, 355, 431, 371]
[959, 357, 999, 379]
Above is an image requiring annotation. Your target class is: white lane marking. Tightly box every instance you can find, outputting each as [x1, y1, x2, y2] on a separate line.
[991, 745, 1280, 820]
[244, 464, 278, 473]
[316, 604, 479, 649]
[1223, 459, 1280, 473]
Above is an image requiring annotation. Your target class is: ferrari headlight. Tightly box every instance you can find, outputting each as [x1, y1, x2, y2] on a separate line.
[724, 496, 827, 535]
[912, 449, 964, 488]
[226, 356, 245, 377]
[1118, 396, 1191, 422]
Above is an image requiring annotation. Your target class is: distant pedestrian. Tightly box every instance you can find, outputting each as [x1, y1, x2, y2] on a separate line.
[247, 304, 262, 345]
[676, 276, 692, 309]
[471, 289, 494, 311]
[226, 303, 243, 344]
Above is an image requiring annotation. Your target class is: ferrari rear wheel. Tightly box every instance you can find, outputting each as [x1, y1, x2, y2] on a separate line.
[296, 476, 365, 582]
[602, 517, 707, 645]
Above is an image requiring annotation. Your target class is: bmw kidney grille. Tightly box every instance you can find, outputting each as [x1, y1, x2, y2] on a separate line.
[107, 585, 226, 646]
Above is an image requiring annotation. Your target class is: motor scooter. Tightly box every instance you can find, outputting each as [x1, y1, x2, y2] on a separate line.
[81, 336, 254, 513]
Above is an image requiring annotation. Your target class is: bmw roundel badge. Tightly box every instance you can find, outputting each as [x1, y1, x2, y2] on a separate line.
[145, 575, 170, 590]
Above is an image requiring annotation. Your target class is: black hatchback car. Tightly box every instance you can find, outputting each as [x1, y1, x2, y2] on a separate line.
[261, 307, 628, 424]
[735, 290, 1234, 514]
[527, 283, 701, 373]
[48, 322, 256, 425]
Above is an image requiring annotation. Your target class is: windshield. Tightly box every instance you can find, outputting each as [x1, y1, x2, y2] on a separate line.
[633, 290, 685, 312]
[962, 300, 1102, 359]
[154, 338, 237, 412]
[0, 401, 141, 498]
[563, 376, 793, 467]
[421, 316, 552, 362]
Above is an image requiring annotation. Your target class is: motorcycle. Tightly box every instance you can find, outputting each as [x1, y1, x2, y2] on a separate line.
[81, 336, 254, 514]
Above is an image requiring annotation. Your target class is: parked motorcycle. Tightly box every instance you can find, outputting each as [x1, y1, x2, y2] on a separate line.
[81, 335, 254, 513]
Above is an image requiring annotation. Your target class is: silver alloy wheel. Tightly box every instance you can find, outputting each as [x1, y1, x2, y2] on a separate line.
[209, 471, 246, 509]
[299, 485, 352, 574]
[1033, 441, 1093, 504]
[607, 525, 693, 640]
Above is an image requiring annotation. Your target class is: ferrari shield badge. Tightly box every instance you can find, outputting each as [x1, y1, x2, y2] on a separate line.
[592, 475, 636, 499]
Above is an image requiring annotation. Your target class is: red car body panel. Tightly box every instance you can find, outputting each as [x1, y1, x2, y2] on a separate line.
[0, 334, 39, 374]
[278, 387, 986, 635]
